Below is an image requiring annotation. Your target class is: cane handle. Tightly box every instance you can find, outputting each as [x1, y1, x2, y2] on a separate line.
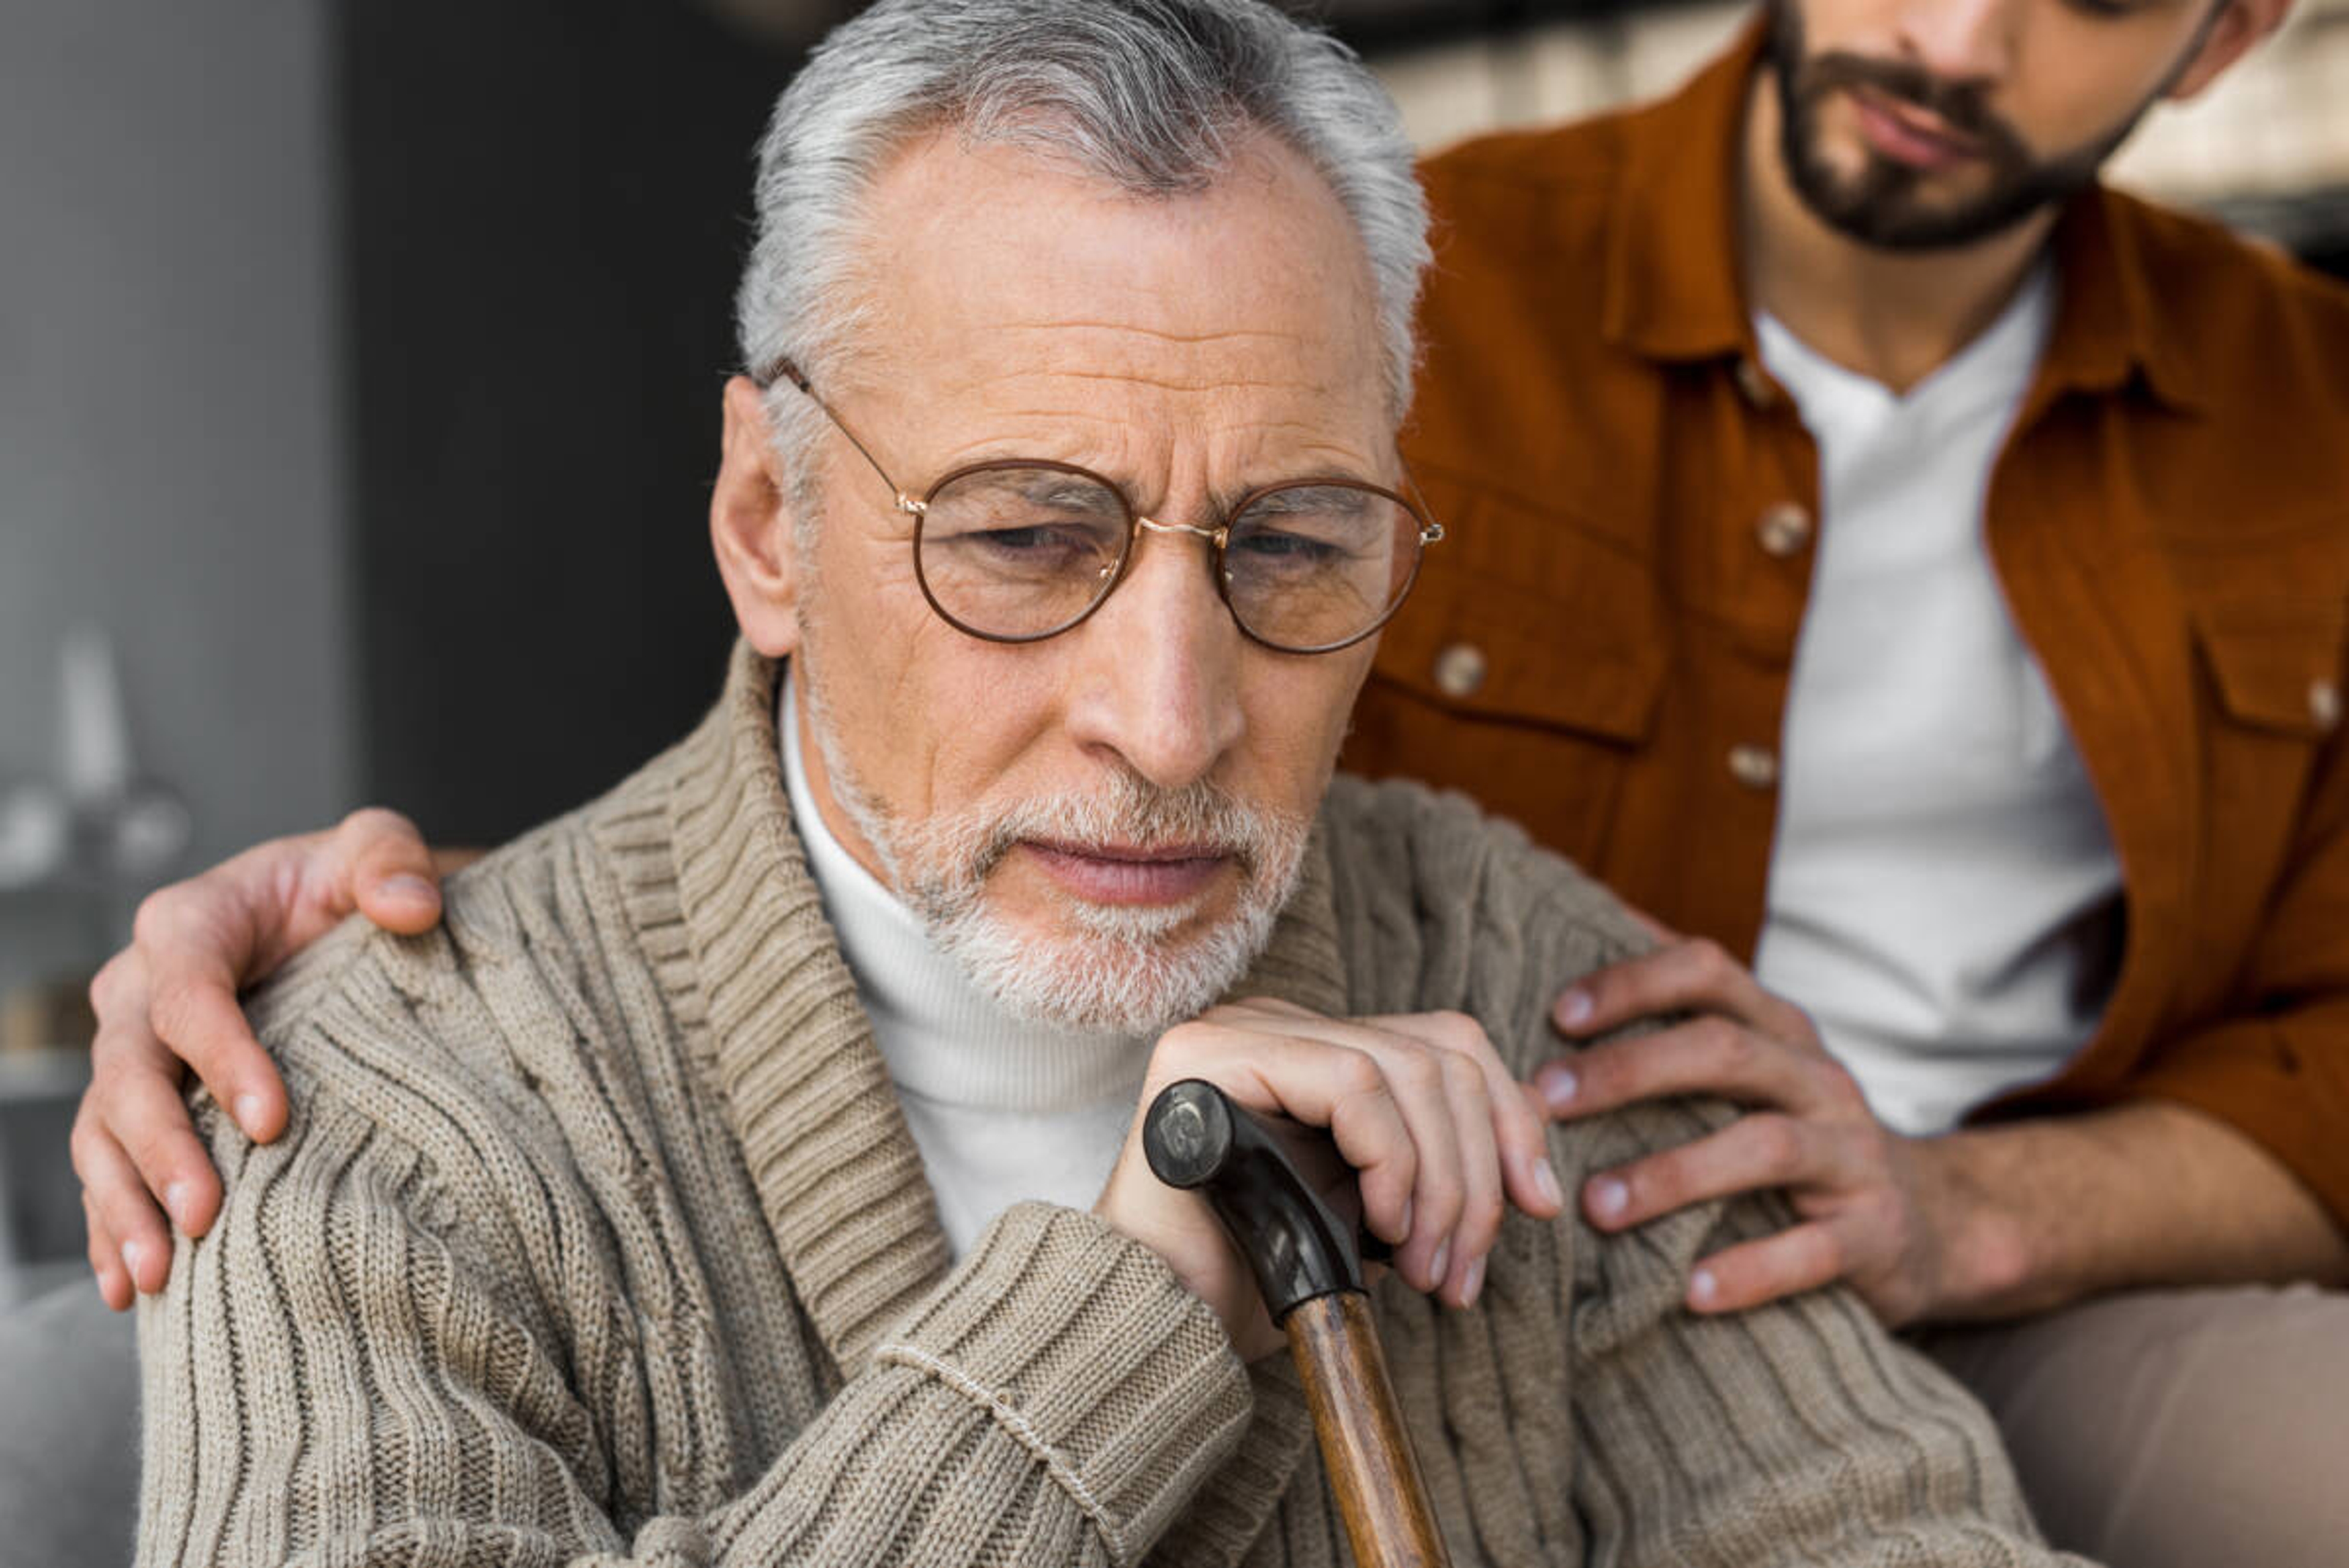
[1142, 1079, 1454, 1567]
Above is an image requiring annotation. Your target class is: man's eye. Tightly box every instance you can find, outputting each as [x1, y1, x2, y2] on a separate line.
[937, 524, 1126, 582]
[970, 524, 1084, 557]
[1231, 529, 1342, 565]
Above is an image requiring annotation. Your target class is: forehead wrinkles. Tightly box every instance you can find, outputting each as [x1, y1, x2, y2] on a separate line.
[898, 310, 1385, 487]
[990, 319, 1332, 383]
[923, 368, 1385, 494]
[937, 324, 1357, 406]
[900, 275, 1371, 398]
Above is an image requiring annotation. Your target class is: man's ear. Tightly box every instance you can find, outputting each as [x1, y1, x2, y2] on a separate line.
[2165, 0, 2288, 104]
[711, 374, 807, 659]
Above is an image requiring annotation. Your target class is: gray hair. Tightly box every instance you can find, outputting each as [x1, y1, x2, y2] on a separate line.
[737, 0, 1431, 494]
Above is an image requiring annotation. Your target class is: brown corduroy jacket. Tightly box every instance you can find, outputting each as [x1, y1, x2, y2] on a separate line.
[1346, 23, 2349, 1225]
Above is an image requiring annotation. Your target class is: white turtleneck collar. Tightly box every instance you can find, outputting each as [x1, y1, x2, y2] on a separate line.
[778, 666, 1154, 1256]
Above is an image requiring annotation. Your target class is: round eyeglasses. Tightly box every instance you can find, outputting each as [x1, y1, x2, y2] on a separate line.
[763, 360, 1444, 655]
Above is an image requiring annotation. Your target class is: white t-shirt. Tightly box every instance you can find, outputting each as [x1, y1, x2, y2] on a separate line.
[1751, 266, 2126, 1135]
[779, 671, 1151, 1258]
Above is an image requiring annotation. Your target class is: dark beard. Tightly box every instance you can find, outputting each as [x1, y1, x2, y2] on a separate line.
[1765, 0, 2159, 251]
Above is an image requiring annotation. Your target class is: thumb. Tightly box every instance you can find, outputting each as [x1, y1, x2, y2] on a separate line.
[338, 808, 445, 935]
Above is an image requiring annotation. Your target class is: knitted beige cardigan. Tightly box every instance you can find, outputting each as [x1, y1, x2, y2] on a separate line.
[136, 644, 2084, 1567]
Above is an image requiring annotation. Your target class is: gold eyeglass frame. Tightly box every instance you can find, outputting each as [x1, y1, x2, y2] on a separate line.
[760, 358, 1444, 655]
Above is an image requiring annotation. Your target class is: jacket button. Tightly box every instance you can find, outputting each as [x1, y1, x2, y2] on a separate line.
[1757, 502, 1813, 557]
[1735, 356, 1778, 409]
[1727, 743, 1779, 790]
[2313, 678, 2343, 732]
[1433, 642, 1487, 699]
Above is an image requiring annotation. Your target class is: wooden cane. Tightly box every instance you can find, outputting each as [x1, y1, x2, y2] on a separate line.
[1143, 1079, 1453, 1568]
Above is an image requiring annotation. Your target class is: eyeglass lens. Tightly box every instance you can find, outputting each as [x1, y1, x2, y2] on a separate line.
[914, 465, 1423, 650]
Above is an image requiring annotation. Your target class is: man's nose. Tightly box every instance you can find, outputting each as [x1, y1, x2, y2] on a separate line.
[1896, 0, 2014, 86]
[1063, 523, 1245, 790]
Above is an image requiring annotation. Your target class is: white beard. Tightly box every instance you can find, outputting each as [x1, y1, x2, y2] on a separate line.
[798, 659, 1309, 1034]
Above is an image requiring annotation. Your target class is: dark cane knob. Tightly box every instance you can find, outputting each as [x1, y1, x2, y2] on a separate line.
[1141, 1078, 1370, 1325]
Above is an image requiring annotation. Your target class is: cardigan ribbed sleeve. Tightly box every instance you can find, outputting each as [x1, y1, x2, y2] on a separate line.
[1556, 1098, 2069, 1567]
[136, 1030, 1249, 1568]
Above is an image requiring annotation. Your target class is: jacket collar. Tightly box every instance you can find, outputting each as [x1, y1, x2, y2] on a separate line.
[1601, 11, 2201, 414]
[662, 639, 953, 1372]
[1600, 17, 1764, 363]
[2039, 184, 2206, 415]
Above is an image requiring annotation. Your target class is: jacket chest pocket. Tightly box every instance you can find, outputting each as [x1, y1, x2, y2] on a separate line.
[2172, 513, 2349, 741]
[2193, 597, 2345, 742]
[2182, 573, 2347, 960]
[1347, 482, 1668, 864]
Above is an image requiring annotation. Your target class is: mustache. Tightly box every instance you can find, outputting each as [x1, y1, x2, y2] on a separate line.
[1798, 50, 2027, 159]
[935, 771, 1308, 886]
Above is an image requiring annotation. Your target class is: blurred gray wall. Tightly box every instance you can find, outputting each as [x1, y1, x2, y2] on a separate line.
[0, 0, 353, 990]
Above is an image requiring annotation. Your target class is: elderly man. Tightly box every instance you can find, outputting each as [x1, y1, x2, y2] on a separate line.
[120, 2, 2084, 1564]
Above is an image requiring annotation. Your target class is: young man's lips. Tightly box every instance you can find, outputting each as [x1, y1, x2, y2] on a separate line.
[1022, 842, 1231, 905]
[1851, 86, 1985, 171]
